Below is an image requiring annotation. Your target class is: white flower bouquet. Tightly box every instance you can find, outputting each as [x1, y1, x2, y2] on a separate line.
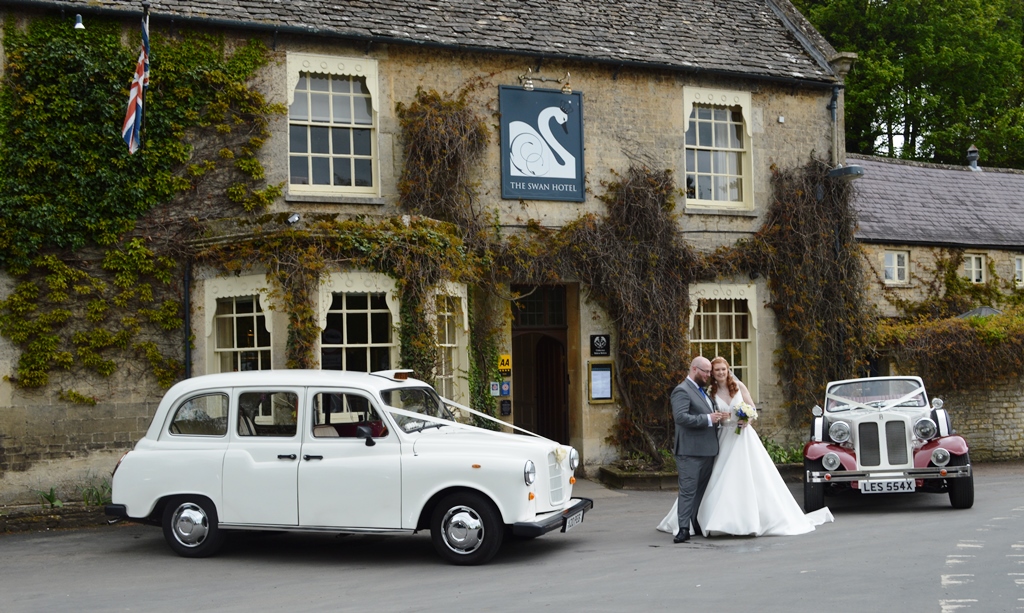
[734, 402, 757, 434]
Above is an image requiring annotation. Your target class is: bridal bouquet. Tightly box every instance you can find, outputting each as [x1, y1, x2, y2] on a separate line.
[734, 402, 757, 434]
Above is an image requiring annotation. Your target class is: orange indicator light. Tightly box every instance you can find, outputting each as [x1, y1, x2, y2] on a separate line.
[528, 492, 535, 501]
[570, 476, 576, 485]
[472, 464, 481, 469]
[939, 469, 947, 476]
[824, 474, 832, 481]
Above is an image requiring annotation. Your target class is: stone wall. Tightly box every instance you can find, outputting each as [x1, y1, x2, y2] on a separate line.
[934, 378, 1024, 461]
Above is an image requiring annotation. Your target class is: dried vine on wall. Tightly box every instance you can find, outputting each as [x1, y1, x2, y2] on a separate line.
[750, 159, 872, 424]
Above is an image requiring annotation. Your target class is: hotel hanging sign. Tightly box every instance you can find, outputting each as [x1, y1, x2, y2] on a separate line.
[499, 86, 585, 202]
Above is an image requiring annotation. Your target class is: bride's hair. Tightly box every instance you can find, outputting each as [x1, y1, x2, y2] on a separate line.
[709, 356, 738, 399]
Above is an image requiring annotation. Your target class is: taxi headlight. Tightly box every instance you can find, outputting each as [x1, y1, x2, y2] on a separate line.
[569, 448, 580, 471]
[914, 417, 938, 440]
[828, 421, 851, 444]
[524, 460, 536, 486]
[822, 452, 842, 471]
[931, 447, 951, 467]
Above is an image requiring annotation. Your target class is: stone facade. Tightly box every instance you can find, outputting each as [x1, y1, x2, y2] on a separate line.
[0, 1, 850, 502]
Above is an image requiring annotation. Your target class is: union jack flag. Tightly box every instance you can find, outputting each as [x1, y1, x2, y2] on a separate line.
[121, 15, 150, 154]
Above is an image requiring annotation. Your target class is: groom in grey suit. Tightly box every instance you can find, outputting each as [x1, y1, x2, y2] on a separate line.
[671, 356, 730, 543]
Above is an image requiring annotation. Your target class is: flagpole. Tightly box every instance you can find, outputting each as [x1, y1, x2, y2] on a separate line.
[139, 1, 150, 150]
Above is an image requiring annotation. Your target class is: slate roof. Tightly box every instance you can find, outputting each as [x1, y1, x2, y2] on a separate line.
[8, 0, 840, 84]
[849, 153, 1024, 249]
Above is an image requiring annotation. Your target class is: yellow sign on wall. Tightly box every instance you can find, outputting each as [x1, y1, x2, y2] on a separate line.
[498, 354, 512, 376]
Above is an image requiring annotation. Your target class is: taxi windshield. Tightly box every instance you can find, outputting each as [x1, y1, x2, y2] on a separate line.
[380, 386, 454, 432]
[825, 378, 928, 412]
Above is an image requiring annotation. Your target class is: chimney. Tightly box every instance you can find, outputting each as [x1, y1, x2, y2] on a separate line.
[967, 145, 982, 172]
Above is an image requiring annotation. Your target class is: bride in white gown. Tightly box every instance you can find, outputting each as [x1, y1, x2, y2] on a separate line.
[657, 357, 833, 537]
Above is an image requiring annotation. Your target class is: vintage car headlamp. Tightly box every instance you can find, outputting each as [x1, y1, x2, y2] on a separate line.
[828, 421, 851, 444]
[822, 452, 842, 471]
[569, 448, 580, 471]
[914, 417, 938, 440]
[931, 447, 951, 467]
[524, 460, 536, 486]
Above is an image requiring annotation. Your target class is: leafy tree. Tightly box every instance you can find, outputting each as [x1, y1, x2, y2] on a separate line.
[795, 0, 1024, 168]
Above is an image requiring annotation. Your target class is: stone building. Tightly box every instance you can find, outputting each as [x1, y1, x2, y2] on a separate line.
[850, 152, 1024, 459]
[0, 0, 855, 503]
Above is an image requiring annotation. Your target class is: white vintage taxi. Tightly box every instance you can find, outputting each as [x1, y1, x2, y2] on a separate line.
[105, 369, 592, 565]
[804, 376, 973, 511]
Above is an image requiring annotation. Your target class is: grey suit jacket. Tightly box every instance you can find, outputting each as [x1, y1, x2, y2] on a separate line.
[671, 378, 719, 457]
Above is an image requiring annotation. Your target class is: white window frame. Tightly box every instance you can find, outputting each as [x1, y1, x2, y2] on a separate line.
[682, 87, 753, 211]
[688, 283, 758, 400]
[883, 250, 910, 285]
[204, 275, 277, 374]
[964, 254, 986, 284]
[1015, 256, 1023, 287]
[318, 272, 399, 372]
[432, 283, 470, 407]
[286, 53, 379, 197]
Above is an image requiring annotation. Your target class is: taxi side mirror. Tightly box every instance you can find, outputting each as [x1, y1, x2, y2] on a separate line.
[356, 424, 376, 447]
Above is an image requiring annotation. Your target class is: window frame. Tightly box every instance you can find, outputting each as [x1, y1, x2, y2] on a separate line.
[286, 53, 380, 197]
[964, 254, 986, 284]
[432, 283, 470, 405]
[1015, 256, 1023, 287]
[682, 87, 753, 211]
[883, 250, 910, 285]
[688, 283, 759, 401]
[318, 272, 399, 372]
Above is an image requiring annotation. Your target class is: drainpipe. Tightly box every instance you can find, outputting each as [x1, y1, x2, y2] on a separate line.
[184, 259, 192, 378]
[829, 85, 840, 166]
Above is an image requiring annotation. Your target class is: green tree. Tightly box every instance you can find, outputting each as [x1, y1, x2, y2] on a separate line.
[795, 0, 1024, 168]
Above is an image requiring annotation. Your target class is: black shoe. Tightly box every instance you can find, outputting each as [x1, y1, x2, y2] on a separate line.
[673, 530, 690, 544]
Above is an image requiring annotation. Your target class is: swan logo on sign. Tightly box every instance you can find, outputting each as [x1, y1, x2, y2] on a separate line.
[500, 86, 584, 202]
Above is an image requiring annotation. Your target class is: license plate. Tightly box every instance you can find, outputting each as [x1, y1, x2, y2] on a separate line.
[563, 510, 584, 532]
[861, 479, 915, 493]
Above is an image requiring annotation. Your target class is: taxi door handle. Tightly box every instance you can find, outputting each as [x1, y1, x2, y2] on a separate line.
[303, 454, 323, 461]
[277, 454, 297, 460]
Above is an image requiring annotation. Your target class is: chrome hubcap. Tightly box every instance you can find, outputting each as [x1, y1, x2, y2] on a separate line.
[171, 503, 209, 547]
[441, 505, 483, 554]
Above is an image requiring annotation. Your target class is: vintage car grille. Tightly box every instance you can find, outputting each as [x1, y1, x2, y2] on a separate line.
[548, 452, 566, 505]
[857, 420, 909, 467]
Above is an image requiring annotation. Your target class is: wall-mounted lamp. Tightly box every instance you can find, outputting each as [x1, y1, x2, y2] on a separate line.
[519, 68, 535, 91]
[827, 164, 864, 181]
[74, 14, 85, 30]
[286, 213, 301, 225]
[518, 68, 573, 94]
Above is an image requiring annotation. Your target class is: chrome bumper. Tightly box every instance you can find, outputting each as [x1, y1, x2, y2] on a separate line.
[806, 464, 972, 484]
[512, 497, 594, 538]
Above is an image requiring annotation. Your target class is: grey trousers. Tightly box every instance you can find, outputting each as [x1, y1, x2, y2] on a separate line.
[675, 453, 715, 536]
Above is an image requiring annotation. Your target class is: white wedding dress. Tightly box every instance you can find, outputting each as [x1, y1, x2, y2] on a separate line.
[657, 392, 834, 537]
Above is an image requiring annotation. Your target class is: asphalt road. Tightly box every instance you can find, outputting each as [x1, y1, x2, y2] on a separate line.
[1, 462, 1022, 613]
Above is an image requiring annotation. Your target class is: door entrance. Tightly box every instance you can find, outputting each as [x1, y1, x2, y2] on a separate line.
[511, 286, 569, 444]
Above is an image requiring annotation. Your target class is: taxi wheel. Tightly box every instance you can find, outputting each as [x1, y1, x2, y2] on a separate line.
[430, 492, 503, 566]
[803, 458, 826, 512]
[947, 454, 975, 509]
[161, 495, 226, 558]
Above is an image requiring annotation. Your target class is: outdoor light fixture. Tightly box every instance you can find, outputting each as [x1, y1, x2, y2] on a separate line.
[519, 67, 535, 91]
[827, 164, 864, 181]
[518, 68, 573, 94]
[286, 213, 300, 225]
[74, 14, 85, 29]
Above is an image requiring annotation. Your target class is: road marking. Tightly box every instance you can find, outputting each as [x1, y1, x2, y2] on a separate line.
[942, 574, 975, 586]
[958, 541, 985, 549]
[1010, 573, 1024, 586]
[947, 555, 975, 565]
[939, 599, 977, 612]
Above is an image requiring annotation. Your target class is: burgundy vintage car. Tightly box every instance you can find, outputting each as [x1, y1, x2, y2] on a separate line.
[804, 376, 973, 511]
